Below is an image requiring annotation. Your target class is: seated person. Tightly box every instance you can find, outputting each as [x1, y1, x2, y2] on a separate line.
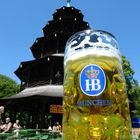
[48, 126, 52, 131]
[56, 122, 62, 133]
[0, 106, 4, 115]
[1, 117, 12, 133]
[53, 123, 59, 132]
[0, 122, 4, 132]
[0, 106, 4, 126]
[13, 119, 21, 129]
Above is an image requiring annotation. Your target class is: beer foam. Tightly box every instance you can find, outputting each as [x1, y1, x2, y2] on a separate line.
[64, 43, 122, 66]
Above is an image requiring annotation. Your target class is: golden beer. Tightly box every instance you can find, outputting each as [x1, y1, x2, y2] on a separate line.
[63, 30, 132, 140]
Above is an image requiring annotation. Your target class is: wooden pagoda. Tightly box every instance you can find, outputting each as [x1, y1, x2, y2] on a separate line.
[0, 5, 90, 129]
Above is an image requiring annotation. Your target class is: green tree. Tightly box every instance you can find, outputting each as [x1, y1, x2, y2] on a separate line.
[122, 56, 140, 117]
[132, 86, 140, 118]
[0, 74, 20, 98]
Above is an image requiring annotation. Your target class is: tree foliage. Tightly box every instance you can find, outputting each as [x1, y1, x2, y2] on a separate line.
[0, 74, 20, 98]
[132, 86, 140, 118]
[122, 56, 140, 117]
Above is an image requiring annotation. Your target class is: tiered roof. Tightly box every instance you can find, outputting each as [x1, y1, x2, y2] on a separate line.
[15, 6, 90, 90]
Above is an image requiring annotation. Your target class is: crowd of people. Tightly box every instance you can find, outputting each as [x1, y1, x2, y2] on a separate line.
[0, 106, 62, 136]
[0, 106, 22, 133]
[0, 117, 22, 133]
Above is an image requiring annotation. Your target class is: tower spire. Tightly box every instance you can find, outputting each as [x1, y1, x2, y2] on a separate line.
[66, 0, 71, 7]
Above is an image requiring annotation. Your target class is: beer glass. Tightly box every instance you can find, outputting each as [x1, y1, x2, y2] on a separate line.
[63, 29, 132, 140]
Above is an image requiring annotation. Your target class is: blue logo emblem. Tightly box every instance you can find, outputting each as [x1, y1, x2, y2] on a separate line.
[80, 64, 106, 96]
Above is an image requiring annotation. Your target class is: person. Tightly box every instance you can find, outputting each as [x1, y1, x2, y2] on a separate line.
[53, 123, 59, 132]
[0, 122, 4, 132]
[13, 119, 22, 129]
[56, 122, 62, 133]
[0, 106, 5, 132]
[0, 106, 4, 125]
[1, 117, 12, 133]
[48, 125, 52, 131]
[0, 106, 4, 115]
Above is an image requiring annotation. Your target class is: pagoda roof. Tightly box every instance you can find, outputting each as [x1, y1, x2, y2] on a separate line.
[2, 85, 63, 100]
[43, 5, 89, 37]
[43, 20, 89, 37]
[14, 55, 64, 82]
[53, 6, 83, 21]
[30, 37, 45, 59]
[30, 32, 75, 59]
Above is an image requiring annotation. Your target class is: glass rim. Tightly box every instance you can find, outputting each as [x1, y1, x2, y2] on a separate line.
[67, 29, 117, 44]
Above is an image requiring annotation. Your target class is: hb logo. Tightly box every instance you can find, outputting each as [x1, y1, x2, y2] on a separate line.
[80, 64, 106, 96]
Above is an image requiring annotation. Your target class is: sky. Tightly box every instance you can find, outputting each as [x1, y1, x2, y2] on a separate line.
[0, 0, 140, 84]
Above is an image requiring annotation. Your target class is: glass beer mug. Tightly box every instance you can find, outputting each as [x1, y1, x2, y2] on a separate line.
[63, 29, 132, 140]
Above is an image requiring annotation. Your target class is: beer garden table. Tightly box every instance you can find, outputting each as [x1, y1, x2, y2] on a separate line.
[6, 129, 38, 139]
[0, 129, 62, 140]
[29, 129, 62, 140]
[0, 132, 13, 140]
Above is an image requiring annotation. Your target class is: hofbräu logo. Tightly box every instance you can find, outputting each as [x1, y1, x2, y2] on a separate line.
[80, 64, 106, 96]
